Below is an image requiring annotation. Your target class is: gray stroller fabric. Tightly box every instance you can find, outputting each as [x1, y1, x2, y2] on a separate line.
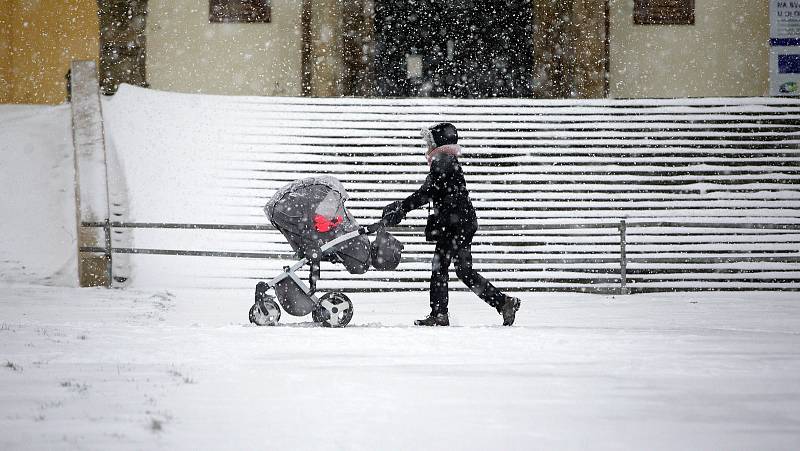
[273, 277, 316, 316]
[265, 176, 371, 274]
[371, 228, 404, 271]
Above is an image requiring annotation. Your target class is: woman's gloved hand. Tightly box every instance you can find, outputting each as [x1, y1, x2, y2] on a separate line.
[382, 200, 406, 226]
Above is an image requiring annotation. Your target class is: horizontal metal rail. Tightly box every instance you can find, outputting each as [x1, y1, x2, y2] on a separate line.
[80, 246, 287, 259]
[80, 220, 800, 231]
[81, 221, 272, 231]
[79, 220, 800, 293]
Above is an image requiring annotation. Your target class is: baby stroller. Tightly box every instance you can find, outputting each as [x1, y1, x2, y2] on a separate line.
[249, 176, 403, 327]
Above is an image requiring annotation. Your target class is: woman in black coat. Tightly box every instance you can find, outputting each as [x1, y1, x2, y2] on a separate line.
[382, 123, 521, 326]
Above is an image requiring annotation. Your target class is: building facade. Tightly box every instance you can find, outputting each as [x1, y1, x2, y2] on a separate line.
[0, 0, 770, 104]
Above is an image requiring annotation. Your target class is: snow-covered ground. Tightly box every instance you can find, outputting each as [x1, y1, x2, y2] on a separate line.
[2, 94, 799, 449]
[2, 284, 799, 450]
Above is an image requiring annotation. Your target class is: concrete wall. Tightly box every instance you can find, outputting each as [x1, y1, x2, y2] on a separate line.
[0, 0, 99, 104]
[146, 0, 303, 96]
[609, 0, 769, 98]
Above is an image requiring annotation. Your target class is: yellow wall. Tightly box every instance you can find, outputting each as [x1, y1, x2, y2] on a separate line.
[0, 2, 10, 102]
[0, 0, 99, 104]
[609, 0, 769, 98]
[146, 0, 303, 96]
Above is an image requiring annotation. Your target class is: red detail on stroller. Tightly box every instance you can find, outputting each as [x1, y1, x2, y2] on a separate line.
[314, 214, 343, 233]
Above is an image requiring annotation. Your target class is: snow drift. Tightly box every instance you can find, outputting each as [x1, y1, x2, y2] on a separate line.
[0, 104, 78, 286]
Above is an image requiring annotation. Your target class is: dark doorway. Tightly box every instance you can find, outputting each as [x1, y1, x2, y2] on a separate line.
[97, 0, 149, 95]
[374, 0, 534, 98]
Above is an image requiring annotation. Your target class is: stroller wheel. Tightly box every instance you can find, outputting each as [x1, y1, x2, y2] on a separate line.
[314, 292, 354, 328]
[249, 298, 281, 326]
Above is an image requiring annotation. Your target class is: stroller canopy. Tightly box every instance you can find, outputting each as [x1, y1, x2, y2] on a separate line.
[264, 176, 370, 274]
[265, 176, 348, 226]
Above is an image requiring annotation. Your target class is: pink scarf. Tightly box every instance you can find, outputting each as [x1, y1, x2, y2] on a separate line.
[426, 144, 462, 165]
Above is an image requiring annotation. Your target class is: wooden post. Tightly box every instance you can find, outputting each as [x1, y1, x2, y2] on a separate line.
[103, 219, 113, 285]
[70, 60, 112, 287]
[618, 219, 630, 294]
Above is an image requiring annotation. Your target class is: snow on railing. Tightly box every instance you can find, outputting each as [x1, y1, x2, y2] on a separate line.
[69, 83, 800, 290]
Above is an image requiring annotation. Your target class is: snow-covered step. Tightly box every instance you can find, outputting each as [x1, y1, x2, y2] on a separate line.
[96, 86, 800, 292]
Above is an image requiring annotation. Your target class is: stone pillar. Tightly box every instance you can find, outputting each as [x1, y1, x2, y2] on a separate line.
[532, 0, 577, 98]
[341, 0, 375, 96]
[309, 0, 345, 96]
[532, 0, 607, 99]
[571, 0, 607, 98]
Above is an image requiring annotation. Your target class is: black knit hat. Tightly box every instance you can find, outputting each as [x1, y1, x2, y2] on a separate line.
[422, 122, 458, 149]
[430, 122, 458, 147]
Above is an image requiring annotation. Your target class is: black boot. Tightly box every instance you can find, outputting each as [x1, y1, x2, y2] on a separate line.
[498, 297, 521, 326]
[414, 312, 450, 326]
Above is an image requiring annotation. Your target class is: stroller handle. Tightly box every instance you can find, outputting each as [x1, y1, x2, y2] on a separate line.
[360, 221, 385, 235]
[318, 221, 385, 255]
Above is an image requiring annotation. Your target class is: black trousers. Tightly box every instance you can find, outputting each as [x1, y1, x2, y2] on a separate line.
[430, 227, 509, 315]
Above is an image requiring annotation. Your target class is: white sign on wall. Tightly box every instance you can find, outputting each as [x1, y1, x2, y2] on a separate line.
[770, 1, 800, 95]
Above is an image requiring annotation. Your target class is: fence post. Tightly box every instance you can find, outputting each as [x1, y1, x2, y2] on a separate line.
[103, 219, 113, 287]
[618, 219, 630, 294]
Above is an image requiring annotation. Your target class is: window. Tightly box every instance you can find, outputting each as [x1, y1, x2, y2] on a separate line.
[210, 0, 271, 23]
[634, 0, 694, 25]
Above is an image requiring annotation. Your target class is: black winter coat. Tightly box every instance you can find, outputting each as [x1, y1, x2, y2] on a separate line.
[401, 153, 478, 238]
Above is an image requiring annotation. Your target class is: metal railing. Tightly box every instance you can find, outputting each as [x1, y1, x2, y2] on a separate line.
[80, 220, 800, 292]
